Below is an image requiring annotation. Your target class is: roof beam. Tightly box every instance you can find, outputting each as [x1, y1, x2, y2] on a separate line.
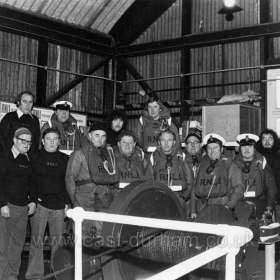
[110, 0, 177, 46]
[0, 6, 113, 56]
[117, 22, 280, 57]
[45, 56, 111, 106]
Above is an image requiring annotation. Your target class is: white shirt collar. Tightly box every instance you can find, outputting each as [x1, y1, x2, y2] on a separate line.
[11, 145, 29, 161]
[16, 108, 24, 118]
[16, 108, 33, 119]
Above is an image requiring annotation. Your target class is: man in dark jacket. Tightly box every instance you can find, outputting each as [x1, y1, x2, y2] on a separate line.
[256, 128, 280, 221]
[234, 133, 277, 219]
[65, 122, 119, 238]
[41, 101, 81, 156]
[26, 128, 70, 280]
[0, 127, 36, 280]
[0, 91, 40, 154]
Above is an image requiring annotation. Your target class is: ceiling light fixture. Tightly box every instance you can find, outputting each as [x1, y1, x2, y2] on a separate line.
[218, 0, 243, 21]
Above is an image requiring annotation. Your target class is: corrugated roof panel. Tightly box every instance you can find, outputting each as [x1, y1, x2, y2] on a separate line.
[84, 0, 111, 28]
[41, 0, 60, 15]
[62, 0, 85, 23]
[21, 0, 37, 10]
[59, 0, 80, 21]
[99, 0, 135, 33]
[0, 0, 135, 34]
[73, 0, 101, 25]
[91, 0, 120, 31]
[50, 1, 69, 18]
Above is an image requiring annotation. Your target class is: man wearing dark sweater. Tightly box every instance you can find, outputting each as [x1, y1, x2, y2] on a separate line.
[26, 128, 70, 280]
[0, 127, 36, 280]
[0, 91, 40, 154]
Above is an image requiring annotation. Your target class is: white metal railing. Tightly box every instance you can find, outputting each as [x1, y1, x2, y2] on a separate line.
[67, 207, 253, 280]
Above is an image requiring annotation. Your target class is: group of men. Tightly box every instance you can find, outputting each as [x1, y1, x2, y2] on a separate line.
[0, 90, 279, 279]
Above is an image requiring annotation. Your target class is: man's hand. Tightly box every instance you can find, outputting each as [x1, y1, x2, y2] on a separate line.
[191, 213, 197, 219]
[27, 202, 36, 215]
[1, 205, 10, 218]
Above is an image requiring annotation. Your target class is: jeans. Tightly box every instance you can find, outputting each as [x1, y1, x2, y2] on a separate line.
[0, 203, 28, 280]
[25, 204, 65, 280]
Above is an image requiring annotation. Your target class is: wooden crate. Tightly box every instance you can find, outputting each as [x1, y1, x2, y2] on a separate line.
[202, 104, 261, 146]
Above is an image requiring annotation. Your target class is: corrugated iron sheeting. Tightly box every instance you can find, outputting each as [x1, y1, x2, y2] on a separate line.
[0, 0, 135, 33]
[47, 43, 105, 114]
[191, 0, 259, 34]
[125, 51, 181, 106]
[270, 0, 280, 59]
[133, 0, 182, 45]
[190, 40, 260, 100]
[0, 31, 37, 101]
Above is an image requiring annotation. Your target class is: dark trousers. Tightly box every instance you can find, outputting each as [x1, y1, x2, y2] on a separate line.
[0, 203, 28, 280]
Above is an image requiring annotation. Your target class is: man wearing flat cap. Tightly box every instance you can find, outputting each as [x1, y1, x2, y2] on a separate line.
[41, 100, 81, 156]
[233, 133, 277, 219]
[191, 133, 244, 218]
[0, 127, 36, 279]
[65, 122, 119, 238]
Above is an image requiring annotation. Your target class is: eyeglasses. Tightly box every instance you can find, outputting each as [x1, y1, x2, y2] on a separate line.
[17, 137, 32, 145]
[186, 141, 200, 146]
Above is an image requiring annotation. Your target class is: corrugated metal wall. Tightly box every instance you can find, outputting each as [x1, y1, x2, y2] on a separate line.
[191, 0, 259, 34]
[47, 44, 105, 114]
[0, 31, 38, 101]
[270, 0, 280, 59]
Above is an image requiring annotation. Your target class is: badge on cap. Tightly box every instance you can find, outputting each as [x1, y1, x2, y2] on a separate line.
[236, 133, 259, 146]
[53, 101, 72, 110]
[202, 133, 225, 146]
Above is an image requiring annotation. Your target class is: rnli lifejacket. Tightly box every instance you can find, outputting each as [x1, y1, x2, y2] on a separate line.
[195, 156, 232, 199]
[81, 138, 119, 185]
[114, 146, 150, 188]
[151, 148, 188, 193]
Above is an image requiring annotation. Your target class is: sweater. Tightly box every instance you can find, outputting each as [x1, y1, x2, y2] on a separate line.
[0, 111, 40, 153]
[30, 149, 70, 210]
[0, 150, 34, 208]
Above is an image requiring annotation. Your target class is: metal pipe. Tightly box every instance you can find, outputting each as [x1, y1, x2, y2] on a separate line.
[265, 243, 275, 280]
[68, 207, 253, 280]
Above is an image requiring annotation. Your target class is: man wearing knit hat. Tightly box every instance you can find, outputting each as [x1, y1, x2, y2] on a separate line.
[66, 122, 119, 240]
[191, 133, 244, 218]
[233, 133, 277, 219]
[0, 126, 36, 279]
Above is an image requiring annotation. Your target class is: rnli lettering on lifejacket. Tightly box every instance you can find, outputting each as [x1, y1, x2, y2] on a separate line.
[200, 177, 222, 186]
[159, 173, 182, 181]
[47, 162, 58, 167]
[120, 170, 140, 179]
[20, 164, 29, 169]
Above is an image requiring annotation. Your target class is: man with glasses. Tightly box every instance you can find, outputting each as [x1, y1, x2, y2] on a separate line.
[114, 130, 152, 189]
[0, 127, 36, 279]
[184, 128, 204, 178]
[0, 91, 40, 154]
[191, 133, 244, 219]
